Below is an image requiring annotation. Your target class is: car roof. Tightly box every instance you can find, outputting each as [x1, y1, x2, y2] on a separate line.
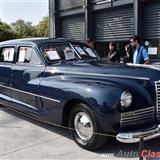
[0, 37, 85, 46]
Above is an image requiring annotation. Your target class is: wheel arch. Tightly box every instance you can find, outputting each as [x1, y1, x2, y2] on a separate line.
[62, 99, 92, 127]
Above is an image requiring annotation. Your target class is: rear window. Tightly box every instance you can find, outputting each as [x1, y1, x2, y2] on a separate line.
[0, 47, 15, 62]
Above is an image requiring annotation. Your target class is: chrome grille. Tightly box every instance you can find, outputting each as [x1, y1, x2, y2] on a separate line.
[155, 81, 160, 122]
[120, 107, 155, 127]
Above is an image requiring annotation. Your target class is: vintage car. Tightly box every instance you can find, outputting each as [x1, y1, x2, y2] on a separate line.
[0, 38, 159, 150]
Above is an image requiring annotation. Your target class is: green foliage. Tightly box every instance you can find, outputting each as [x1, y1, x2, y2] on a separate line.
[36, 16, 49, 37]
[11, 19, 38, 38]
[0, 22, 16, 42]
[0, 16, 49, 41]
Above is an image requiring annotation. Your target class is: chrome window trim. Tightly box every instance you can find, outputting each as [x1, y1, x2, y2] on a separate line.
[69, 42, 81, 59]
[0, 84, 61, 103]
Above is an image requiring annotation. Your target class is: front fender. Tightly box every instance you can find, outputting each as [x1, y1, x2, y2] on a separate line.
[40, 76, 123, 132]
[40, 74, 156, 133]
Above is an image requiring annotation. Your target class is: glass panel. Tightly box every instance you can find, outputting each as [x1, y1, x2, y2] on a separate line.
[0, 47, 15, 62]
[144, 40, 160, 64]
[41, 43, 98, 63]
[43, 47, 61, 61]
[18, 47, 41, 64]
[59, 0, 83, 10]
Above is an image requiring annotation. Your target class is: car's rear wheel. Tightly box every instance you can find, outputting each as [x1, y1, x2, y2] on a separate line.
[68, 103, 107, 150]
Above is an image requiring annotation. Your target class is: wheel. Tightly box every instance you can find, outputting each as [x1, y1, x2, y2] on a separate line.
[68, 103, 107, 150]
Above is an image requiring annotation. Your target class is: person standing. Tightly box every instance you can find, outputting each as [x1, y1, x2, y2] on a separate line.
[86, 38, 95, 49]
[86, 38, 99, 58]
[123, 44, 133, 63]
[130, 35, 150, 64]
[108, 42, 119, 63]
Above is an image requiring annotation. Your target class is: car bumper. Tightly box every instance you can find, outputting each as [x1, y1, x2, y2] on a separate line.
[116, 125, 160, 143]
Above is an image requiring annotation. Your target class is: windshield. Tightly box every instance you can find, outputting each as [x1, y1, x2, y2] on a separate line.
[41, 42, 98, 63]
[70, 43, 98, 59]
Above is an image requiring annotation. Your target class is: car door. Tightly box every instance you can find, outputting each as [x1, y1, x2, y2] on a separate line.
[0, 46, 15, 106]
[11, 45, 45, 115]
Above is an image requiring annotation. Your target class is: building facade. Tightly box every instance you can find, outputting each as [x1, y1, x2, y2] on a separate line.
[49, 0, 160, 60]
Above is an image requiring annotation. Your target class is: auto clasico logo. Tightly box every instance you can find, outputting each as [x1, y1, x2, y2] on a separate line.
[141, 150, 160, 158]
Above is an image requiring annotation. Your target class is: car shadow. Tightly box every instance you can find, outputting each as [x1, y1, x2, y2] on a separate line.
[1, 107, 160, 159]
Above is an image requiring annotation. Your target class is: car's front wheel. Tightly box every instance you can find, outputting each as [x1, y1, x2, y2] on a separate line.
[68, 103, 107, 150]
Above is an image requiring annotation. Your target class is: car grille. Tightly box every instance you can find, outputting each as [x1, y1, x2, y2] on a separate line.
[155, 81, 160, 122]
[120, 107, 155, 127]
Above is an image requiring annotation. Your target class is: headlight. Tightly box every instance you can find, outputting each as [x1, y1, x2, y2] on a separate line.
[120, 91, 132, 107]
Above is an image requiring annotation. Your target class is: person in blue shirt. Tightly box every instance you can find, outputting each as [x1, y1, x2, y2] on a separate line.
[130, 35, 150, 64]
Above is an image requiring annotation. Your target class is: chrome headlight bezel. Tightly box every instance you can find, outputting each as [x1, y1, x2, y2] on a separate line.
[120, 91, 132, 108]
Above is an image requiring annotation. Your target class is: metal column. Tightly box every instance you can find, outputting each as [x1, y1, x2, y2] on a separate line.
[49, 0, 55, 38]
[49, 0, 61, 38]
[84, 0, 94, 41]
[133, 0, 142, 37]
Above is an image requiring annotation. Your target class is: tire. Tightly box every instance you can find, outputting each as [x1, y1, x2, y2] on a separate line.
[68, 103, 107, 150]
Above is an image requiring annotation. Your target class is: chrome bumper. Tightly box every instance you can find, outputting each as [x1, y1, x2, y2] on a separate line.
[116, 125, 160, 143]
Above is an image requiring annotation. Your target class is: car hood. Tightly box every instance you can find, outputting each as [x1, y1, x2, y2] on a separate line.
[47, 59, 160, 81]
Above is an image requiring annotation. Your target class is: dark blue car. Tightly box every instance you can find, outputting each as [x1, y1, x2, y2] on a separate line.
[0, 38, 159, 150]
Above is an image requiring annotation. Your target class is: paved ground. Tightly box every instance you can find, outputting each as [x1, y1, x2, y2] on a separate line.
[0, 107, 159, 160]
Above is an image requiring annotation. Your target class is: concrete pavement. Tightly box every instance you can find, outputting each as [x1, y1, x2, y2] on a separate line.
[0, 107, 159, 160]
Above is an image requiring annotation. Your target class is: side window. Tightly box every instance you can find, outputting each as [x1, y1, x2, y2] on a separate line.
[17, 47, 41, 64]
[0, 47, 15, 62]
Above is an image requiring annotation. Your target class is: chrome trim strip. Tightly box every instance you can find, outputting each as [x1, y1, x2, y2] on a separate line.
[155, 81, 158, 120]
[127, 63, 160, 71]
[155, 81, 160, 121]
[12, 98, 38, 110]
[0, 84, 61, 103]
[116, 126, 160, 143]
[48, 70, 150, 81]
[0, 94, 11, 101]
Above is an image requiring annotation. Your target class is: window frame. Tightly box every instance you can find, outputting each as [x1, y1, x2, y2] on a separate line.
[0, 46, 16, 63]
[16, 45, 43, 65]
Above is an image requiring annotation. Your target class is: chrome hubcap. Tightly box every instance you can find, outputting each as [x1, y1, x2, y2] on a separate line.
[74, 112, 93, 141]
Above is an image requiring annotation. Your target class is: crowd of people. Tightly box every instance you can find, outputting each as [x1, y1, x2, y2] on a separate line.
[86, 35, 151, 65]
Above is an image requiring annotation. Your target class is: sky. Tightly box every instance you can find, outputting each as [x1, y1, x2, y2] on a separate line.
[0, 0, 48, 25]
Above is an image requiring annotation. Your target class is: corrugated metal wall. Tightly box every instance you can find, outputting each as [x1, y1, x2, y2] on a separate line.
[95, 6, 133, 42]
[62, 16, 85, 41]
[59, 0, 84, 10]
[144, 1, 160, 39]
